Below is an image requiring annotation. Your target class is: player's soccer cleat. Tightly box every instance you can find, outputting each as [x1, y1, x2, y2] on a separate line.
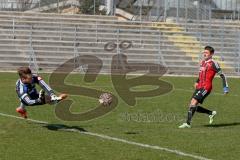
[178, 123, 191, 128]
[209, 111, 217, 124]
[50, 94, 68, 104]
[16, 107, 27, 119]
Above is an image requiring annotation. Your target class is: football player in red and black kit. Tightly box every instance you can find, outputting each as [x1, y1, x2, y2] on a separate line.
[179, 46, 229, 128]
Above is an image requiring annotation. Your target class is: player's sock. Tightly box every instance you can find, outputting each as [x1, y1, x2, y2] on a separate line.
[196, 106, 212, 115]
[186, 105, 197, 125]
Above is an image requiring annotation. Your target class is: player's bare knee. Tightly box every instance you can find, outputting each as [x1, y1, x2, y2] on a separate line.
[190, 98, 198, 106]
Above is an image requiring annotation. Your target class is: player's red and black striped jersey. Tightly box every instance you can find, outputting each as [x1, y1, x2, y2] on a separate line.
[196, 59, 228, 92]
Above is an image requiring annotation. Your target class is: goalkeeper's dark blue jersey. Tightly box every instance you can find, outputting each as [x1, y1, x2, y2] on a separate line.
[16, 74, 54, 106]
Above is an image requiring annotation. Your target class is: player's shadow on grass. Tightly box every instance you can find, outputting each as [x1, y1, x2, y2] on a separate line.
[43, 124, 87, 132]
[204, 122, 240, 128]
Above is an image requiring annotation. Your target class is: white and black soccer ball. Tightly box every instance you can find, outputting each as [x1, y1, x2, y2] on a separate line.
[99, 93, 113, 106]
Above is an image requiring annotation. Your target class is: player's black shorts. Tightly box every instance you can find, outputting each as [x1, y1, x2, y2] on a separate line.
[191, 88, 210, 104]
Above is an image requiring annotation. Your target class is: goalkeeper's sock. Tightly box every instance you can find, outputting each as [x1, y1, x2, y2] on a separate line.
[186, 105, 197, 125]
[196, 106, 212, 115]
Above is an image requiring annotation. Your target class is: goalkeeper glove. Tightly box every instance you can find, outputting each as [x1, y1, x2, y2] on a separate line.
[35, 97, 45, 105]
[39, 90, 46, 104]
[223, 87, 229, 94]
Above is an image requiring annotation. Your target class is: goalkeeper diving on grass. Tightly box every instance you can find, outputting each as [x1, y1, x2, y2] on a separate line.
[179, 46, 229, 128]
[15, 66, 67, 118]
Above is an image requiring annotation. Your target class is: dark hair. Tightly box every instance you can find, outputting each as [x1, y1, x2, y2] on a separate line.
[204, 46, 214, 54]
[17, 67, 32, 78]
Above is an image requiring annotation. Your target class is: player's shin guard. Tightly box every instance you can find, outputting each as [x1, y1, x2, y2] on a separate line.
[196, 106, 212, 115]
[186, 105, 197, 125]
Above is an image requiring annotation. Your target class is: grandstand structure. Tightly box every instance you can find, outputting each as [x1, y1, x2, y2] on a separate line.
[0, 1, 240, 76]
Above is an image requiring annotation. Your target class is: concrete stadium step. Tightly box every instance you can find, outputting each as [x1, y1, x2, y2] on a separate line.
[0, 51, 159, 61]
[0, 43, 162, 51]
[199, 37, 238, 43]
[0, 48, 159, 55]
[0, 29, 162, 40]
[0, 48, 206, 64]
[166, 66, 198, 75]
[184, 28, 237, 37]
[0, 58, 165, 67]
[178, 19, 240, 26]
[0, 19, 154, 30]
[0, 44, 236, 60]
[163, 55, 196, 61]
[0, 11, 117, 20]
[0, 38, 160, 47]
[179, 22, 240, 30]
[0, 38, 236, 57]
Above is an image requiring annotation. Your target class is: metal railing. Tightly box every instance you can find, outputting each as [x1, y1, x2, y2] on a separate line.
[2, 13, 240, 75]
[28, 25, 39, 74]
[235, 31, 240, 75]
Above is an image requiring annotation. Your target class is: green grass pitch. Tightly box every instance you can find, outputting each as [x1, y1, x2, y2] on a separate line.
[0, 72, 240, 160]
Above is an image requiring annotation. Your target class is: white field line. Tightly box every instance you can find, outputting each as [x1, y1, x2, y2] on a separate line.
[0, 112, 212, 160]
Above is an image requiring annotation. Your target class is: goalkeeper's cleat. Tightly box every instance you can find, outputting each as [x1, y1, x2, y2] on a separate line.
[209, 111, 217, 124]
[50, 94, 68, 104]
[51, 95, 61, 101]
[178, 123, 191, 129]
[16, 107, 27, 119]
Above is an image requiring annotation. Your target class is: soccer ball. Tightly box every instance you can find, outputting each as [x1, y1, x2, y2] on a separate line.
[99, 93, 112, 106]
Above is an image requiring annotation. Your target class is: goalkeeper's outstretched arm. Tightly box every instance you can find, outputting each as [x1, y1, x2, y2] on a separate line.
[20, 94, 44, 106]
